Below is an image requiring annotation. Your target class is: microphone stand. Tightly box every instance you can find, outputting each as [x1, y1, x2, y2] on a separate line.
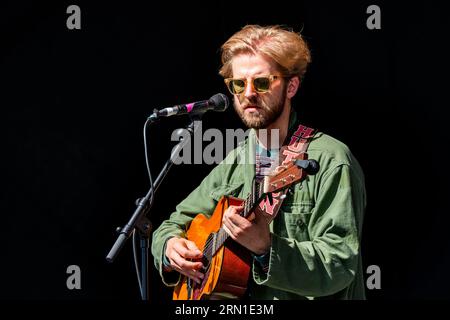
[106, 113, 204, 301]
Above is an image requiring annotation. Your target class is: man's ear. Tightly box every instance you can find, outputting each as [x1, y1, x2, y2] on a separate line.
[286, 76, 300, 99]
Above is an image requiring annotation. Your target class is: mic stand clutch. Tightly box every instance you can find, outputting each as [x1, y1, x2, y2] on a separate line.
[106, 113, 204, 301]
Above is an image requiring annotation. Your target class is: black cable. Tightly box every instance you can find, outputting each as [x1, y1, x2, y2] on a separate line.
[132, 230, 141, 295]
[132, 118, 155, 298]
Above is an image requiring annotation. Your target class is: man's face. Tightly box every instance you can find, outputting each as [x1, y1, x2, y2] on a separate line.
[230, 53, 287, 129]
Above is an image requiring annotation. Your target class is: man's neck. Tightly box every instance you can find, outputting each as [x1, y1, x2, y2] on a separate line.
[256, 102, 291, 150]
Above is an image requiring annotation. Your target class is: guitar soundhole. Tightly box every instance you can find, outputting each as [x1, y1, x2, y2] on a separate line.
[202, 233, 214, 268]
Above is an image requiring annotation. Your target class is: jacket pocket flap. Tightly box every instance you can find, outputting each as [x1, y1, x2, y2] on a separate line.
[210, 183, 244, 201]
[281, 201, 314, 214]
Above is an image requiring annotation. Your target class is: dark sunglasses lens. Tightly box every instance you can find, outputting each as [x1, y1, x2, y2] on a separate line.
[254, 77, 271, 92]
[230, 80, 245, 94]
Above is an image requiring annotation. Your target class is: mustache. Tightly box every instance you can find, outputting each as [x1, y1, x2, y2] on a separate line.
[240, 97, 262, 108]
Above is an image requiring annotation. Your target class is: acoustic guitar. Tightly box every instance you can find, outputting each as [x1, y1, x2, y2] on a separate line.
[173, 154, 314, 300]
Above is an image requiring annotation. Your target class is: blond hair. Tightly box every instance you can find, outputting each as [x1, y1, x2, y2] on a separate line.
[219, 25, 311, 79]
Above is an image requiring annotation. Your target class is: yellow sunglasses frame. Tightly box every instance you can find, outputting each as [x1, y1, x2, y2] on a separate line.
[224, 75, 281, 95]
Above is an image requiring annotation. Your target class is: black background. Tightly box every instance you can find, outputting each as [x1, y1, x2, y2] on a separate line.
[1, 0, 449, 301]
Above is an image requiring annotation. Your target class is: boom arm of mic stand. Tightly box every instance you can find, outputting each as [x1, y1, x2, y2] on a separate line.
[105, 114, 203, 300]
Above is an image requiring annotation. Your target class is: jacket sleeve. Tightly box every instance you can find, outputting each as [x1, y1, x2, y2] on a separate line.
[252, 163, 366, 297]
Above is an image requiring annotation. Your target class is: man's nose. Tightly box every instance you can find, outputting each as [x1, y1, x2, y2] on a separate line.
[244, 79, 257, 99]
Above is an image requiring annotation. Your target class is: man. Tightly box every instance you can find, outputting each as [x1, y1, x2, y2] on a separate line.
[151, 25, 366, 300]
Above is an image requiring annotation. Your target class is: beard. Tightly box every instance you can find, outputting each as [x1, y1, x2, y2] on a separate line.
[234, 87, 287, 129]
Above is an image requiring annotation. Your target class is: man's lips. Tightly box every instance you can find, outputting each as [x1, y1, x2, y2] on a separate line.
[244, 105, 260, 112]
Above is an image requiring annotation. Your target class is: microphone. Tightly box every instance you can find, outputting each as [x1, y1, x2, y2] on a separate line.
[295, 159, 320, 175]
[149, 93, 229, 120]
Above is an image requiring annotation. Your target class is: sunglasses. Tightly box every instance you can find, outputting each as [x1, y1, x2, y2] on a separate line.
[224, 75, 281, 95]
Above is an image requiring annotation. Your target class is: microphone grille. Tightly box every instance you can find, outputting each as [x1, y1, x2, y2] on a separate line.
[209, 93, 229, 112]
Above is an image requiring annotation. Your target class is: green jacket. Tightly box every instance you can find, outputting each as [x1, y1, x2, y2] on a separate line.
[151, 113, 366, 300]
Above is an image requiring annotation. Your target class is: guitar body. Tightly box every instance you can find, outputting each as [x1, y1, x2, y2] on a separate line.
[173, 196, 252, 300]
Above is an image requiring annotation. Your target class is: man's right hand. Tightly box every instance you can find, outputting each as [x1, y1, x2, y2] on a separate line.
[164, 237, 204, 284]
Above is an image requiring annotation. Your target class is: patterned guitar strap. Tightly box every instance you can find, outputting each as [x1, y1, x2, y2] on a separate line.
[255, 123, 317, 222]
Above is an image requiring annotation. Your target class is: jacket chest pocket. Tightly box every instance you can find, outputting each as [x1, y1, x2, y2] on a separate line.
[274, 202, 314, 242]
